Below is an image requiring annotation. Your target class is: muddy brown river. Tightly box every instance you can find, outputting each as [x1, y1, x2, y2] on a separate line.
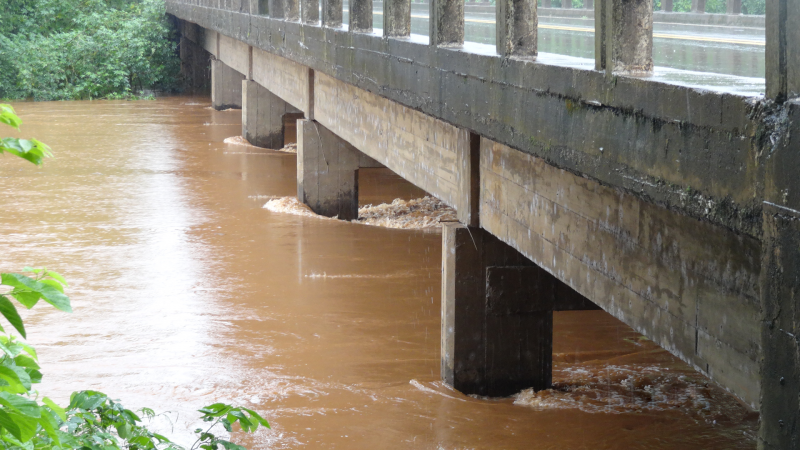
[1, 98, 757, 449]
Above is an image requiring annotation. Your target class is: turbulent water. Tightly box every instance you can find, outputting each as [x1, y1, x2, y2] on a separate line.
[264, 196, 457, 229]
[0, 98, 757, 449]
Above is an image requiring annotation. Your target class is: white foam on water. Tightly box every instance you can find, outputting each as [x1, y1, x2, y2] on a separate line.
[263, 196, 456, 230]
[223, 136, 297, 153]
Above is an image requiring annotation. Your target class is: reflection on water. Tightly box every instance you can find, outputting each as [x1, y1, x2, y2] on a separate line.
[0, 98, 756, 449]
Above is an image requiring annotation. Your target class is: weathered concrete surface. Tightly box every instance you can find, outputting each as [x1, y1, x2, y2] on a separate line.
[297, 119, 360, 220]
[211, 59, 245, 109]
[596, 0, 654, 74]
[301, 0, 319, 23]
[243, 80, 303, 148]
[441, 224, 543, 396]
[251, 48, 311, 113]
[349, 0, 373, 32]
[430, 0, 464, 46]
[759, 100, 800, 450]
[496, 0, 538, 58]
[691, 0, 706, 12]
[442, 224, 598, 396]
[313, 71, 463, 209]
[479, 137, 762, 407]
[322, 0, 343, 27]
[726, 0, 741, 14]
[167, 4, 765, 240]
[766, 0, 800, 101]
[383, 0, 411, 37]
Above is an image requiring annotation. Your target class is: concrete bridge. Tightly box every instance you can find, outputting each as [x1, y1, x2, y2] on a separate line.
[166, 0, 799, 447]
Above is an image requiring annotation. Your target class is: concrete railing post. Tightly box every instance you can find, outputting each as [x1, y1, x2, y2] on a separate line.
[595, 0, 654, 75]
[766, 0, 800, 101]
[726, 0, 741, 14]
[284, 0, 300, 20]
[585, 0, 594, 10]
[661, 0, 673, 11]
[349, 0, 373, 32]
[430, 0, 464, 47]
[691, 0, 705, 12]
[563, 0, 572, 8]
[496, 0, 538, 58]
[268, 0, 285, 17]
[302, 0, 319, 23]
[542, 0, 551, 7]
[322, 0, 343, 26]
[383, 0, 411, 37]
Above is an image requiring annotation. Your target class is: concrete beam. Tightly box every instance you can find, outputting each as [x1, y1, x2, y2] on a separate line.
[211, 59, 245, 110]
[383, 0, 411, 37]
[595, 0, 654, 75]
[766, 0, 800, 101]
[496, 0, 538, 58]
[301, 0, 319, 23]
[243, 80, 303, 148]
[430, 0, 464, 47]
[297, 119, 360, 220]
[349, 0, 373, 32]
[322, 0, 343, 26]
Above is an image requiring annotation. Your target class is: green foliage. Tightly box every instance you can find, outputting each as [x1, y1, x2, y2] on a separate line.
[0, 105, 52, 165]
[0, 0, 180, 101]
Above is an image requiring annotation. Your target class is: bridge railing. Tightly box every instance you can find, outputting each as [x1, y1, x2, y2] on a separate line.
[175, 0, 795, 100]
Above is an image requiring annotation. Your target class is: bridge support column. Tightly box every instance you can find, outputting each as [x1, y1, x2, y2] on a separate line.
[496, 0, 538, 58]
[242, 80, 303, 149]
[179, 36, 210, 94]
[211, 60, 245, 110]
[595, 0, 654, 75]
[758, 103, 800, 450]
[442, 224, 553, 396]
[297, 120, 359, 220]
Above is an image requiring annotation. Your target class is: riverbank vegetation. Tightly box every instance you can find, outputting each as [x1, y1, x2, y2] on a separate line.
[0, 0, 181, 101]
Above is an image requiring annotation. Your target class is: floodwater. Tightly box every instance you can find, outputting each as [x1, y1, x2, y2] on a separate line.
[1, 98, 757, 449]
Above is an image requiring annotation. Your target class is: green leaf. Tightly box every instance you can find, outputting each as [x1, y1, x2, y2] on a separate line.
[115, 421, 132, 439]
[12, 355, 38, 370]
[0, 296, 26, 338]
[1, 274, 71, 312]
[0, 409, 39, 442]
[42, 397, 66, 422]
[242, 408, 269, 428]
[0, 393, 40, 418]
[0, 366, 26, 394]
[218, 440, 246, 450]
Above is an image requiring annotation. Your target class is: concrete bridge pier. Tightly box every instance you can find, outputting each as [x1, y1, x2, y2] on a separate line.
[211, 59, 245, 110]
[442, 223, 598, 396]
[242, 80, 303, 148]
[297, 119, 360, 220]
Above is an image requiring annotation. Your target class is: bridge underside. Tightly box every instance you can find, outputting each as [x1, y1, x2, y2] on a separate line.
[172, 6, 800, 448]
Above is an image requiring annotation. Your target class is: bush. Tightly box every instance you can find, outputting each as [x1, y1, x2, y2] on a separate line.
[0, 0, 180, 101]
